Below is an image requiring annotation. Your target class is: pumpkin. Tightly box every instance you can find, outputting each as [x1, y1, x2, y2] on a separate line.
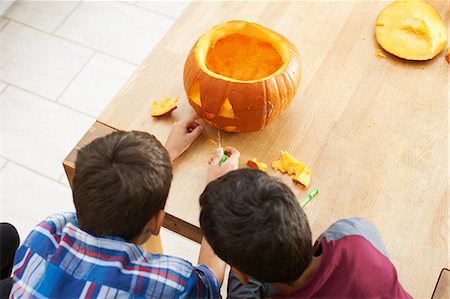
[247, 158, 267, 172]
[272, 150, 311, 188]
[151, 96, 179, 117]
[446, 47, 450, 64]
[293, 169, 311, 188]
[183, 20, 301, 132]
[375, 0, 447, 60]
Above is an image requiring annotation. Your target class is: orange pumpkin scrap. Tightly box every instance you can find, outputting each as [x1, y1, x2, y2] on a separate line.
[446, 47, 450, 64]
[272, 151, 311, 187]
[247, 158, 267, 172]
[151, 97, 179, 117]
[375, 49, 386, 59]
[184, 20, 301, 132]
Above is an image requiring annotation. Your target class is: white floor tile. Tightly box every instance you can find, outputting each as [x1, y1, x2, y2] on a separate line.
[221, 266, 230, 298]
[0, 16, 9, 30]
[59, 174, 71, 187]
[1, 86, 95, 180]
[136, 1, 190, 19]
[59, 52, 137, 117]
[1, 22, 93, 100]
[0, 1, 14, 16]
[160, 227, 200, 266]
[0, 81, 7, 93]
[55, 1, 174, 64]
[0, 162, 74, 241]
[1, 157, 7, 169]
[5, 1, 80, 33]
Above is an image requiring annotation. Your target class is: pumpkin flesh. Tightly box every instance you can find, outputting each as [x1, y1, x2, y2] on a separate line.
[205, 34, 284, 81]
[151, 97, 179, 117]
[375, 0, 447, 60]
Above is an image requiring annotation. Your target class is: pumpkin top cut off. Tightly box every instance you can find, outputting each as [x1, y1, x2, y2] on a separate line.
[375, 0, 447, 60]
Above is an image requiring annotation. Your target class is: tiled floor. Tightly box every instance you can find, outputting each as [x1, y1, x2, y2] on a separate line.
[0, 0, 203, 272]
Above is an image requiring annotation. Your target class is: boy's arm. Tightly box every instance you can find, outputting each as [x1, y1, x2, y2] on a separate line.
[164, 114, 204, 162]
[195, 146, 241, 285]
[197, 237, 226, 285]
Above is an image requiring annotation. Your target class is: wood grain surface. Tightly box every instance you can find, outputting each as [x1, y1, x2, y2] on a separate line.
[78, 1, 448, 297]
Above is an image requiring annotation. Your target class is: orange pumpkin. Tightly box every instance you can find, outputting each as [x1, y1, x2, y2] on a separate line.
[183, 20, 301, 132]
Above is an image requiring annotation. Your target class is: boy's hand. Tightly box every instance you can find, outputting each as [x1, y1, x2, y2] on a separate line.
[165, 115, 204, 162]
[207, 146, 240, 183]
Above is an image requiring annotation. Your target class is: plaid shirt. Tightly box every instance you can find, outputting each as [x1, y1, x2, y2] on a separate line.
[10, 213, 220, 298]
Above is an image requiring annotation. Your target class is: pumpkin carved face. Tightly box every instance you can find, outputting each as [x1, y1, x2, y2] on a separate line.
[184, 21, 301, 132]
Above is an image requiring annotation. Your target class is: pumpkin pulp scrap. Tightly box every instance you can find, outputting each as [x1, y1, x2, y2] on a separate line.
[151, 97, 179, 117]
[272, 150, 311, 188]
[206, 34, 283, 81]
[375, 0, 447, 60]
[247, 158, 268, 172]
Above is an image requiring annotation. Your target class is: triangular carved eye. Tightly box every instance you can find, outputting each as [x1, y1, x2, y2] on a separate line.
[218, 98, 235, 118]
[188, 81, 201, 107]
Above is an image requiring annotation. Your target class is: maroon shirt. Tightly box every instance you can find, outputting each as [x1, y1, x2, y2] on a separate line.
[277, 218, 412, 298]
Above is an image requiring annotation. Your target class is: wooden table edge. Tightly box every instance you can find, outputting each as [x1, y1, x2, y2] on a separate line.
[431, 268, 450, 299]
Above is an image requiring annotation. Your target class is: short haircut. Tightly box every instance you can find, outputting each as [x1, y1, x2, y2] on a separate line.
[73, 131, 172, 241]
[200, 169, 312, 283]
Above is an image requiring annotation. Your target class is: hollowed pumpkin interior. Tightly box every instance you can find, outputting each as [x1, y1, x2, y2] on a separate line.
[196, 22, 290, 82]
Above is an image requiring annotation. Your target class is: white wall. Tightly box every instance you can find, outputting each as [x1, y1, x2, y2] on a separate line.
[1, 0, 15, 16]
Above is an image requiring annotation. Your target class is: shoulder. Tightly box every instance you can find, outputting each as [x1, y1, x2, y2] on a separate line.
[19, 212, 76, 252]
[319, 217, 388, 257]
[138, 254, 220, 297]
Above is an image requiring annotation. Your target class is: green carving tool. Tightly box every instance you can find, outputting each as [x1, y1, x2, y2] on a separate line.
[300, 187, 319, 208]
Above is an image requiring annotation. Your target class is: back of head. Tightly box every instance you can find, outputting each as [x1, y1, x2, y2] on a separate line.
[200, 168, 312, 283]
[73, 131, 172, 241]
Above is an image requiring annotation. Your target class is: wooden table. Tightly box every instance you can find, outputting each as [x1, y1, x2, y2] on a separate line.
[63, 1, 449, 297]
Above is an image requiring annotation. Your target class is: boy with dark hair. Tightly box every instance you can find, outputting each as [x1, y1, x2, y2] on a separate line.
[201, 154, 412, 298]
[10, 115, 228, 298]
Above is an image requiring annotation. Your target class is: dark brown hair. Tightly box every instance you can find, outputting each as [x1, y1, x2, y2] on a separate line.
[73, 131, 172, 241]
[200, 168, 312, 283]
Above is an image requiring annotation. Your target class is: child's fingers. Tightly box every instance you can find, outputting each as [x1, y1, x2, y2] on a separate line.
[187, 122, 201, 133]
[224, 147, 240, 158]
[182, 114, 200, 126]
[187, 125, 203, 141]
[210, 148, 224, 166]
[188, 121, 200, 130]
[223, 147, 240, 167]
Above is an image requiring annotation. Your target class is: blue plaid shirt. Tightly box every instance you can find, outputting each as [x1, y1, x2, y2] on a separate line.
[10, 213, 220, 298]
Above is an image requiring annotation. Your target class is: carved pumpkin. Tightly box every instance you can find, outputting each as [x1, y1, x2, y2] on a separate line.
[184, 20, 301, 132]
